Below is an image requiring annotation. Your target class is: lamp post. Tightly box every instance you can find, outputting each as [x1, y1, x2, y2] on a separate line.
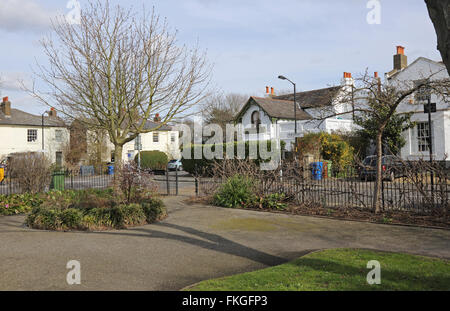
[41, 111, 50, 151]
[278, 75, 297, 134]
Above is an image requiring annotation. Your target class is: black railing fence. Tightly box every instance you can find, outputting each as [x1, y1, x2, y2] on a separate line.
[0, 165, 193, 197]
[197, 162, 450, 213]
[0, 166, 115, 195]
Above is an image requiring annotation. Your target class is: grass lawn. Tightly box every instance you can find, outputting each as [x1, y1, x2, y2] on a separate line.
[186, 249, 450, 291]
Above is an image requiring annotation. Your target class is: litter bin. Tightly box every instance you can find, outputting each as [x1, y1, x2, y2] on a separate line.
[0, 167, 4, 183]
[51, 171, 65, 191]
[311, 162, 323, 180]
[107, 165, 115, 175]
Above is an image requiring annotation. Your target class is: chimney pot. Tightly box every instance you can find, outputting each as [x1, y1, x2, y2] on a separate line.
[396, 46, 405, 55]
[49, 107, 57, 117]
[1, 96, 11, 116]
[374, 72, 379, 78]
[271, 87, 274, 96]
[266, 86, 269, 94]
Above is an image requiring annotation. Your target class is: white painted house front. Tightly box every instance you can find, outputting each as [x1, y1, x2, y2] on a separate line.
[235, 74, 358, 151]
[115, 121, 181, 162]
[0, 97, 69, 165]
[386, 51, 450, 163]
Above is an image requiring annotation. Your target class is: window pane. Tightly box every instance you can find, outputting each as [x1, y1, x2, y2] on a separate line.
[27, 129, 37, 142]
[153, 132, 159, 142]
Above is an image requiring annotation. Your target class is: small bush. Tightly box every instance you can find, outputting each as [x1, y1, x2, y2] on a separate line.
[8, 152, 52, 194]
[141, 197, 167, 223]
[262, 193, 288, 210]
[0, 193, 43, 216]
[121, 203, 147, 226]
[136, 151, 168, 171]
[115, 163, 158, 204]
[213, 175, 257, 208]
[60, 208, 83, 229]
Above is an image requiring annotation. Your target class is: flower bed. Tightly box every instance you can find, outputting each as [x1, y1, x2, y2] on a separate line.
[0, 193, 43, 216]
[24, 189, 166, 231]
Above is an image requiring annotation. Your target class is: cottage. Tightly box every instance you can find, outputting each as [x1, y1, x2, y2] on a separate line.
[235, 74, 357, 151]
[0, 97, 69, 165]
[386, 47, 450, 164]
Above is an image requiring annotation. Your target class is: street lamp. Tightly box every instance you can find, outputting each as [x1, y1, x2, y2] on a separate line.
[41, 111, 50, 151]
[278, 75, 297, 134]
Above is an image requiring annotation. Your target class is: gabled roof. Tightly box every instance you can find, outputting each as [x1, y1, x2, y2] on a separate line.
[0, 109, 66, 127]
[274, 86, 342, 109]
[386, 57, 447, 80]
[236, 96, 312, 121]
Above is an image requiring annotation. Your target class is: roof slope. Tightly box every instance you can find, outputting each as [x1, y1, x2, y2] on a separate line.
[274, 86, 342, 109]
[249, 97, 312, 120]
[0, 109, 66, 127]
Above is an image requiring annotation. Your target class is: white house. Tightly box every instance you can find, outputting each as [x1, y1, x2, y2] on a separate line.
[113, 120, 181, 162]
[235, 74, 358, 151]
[386, 47, 450, 164]
[0, 96, 69, 165]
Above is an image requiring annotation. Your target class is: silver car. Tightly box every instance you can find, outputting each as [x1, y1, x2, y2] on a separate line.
[167, 159, 183, 171]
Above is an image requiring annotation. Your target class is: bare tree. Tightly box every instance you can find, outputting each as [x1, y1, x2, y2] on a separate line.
[26, 0, 211, 165]
[425, 0, 450, 74]
[202, 93, 247, 129]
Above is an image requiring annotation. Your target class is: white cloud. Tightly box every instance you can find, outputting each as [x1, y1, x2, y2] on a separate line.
[0, 0, 56, 32]
[0, 72, 31, 92]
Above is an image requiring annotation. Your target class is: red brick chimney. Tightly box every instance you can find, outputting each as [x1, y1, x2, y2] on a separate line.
[1, 97, 11, 117]
[153, 113, 161, 122]
[394, 46, 408, 71]
[49, 107, 57, 117]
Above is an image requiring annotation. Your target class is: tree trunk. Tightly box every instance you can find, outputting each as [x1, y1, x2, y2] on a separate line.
[372, 132, 383, 213]
[425, 0, 450, 74]
[114, 144, 123, 166]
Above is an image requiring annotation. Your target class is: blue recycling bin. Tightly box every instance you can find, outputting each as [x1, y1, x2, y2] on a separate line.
[107, 165, 115, 175]
[311, 162, 323, 180]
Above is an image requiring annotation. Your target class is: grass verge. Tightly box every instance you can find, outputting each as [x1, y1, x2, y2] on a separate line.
[186, 248, 450, 291]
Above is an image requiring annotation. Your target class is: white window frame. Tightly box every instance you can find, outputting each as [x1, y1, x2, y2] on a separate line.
[153, 132, 159, 143]
[417, 122, 431, 152]
[27, 129, 38, 143]
[55, 129, 63, 142]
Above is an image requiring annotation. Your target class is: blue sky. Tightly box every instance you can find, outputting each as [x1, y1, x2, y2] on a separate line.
[0, 0, 442, 115]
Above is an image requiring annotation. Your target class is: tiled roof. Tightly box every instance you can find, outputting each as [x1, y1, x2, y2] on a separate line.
[274, 86, 342, 109]
[143, 120, 172, 131]
[0, 109, 66, 127]
[249, 97, 312, 120]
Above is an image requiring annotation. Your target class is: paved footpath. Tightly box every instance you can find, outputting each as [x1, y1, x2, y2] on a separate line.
[0, 195, 449, 290]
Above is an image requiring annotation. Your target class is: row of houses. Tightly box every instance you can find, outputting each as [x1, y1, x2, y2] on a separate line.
[1, 46, 449, 166]
[0, 99, 180, 166]
[235, 46, 450, 163]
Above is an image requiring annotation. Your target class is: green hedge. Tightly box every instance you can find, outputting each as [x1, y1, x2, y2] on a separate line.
[135, 151, 168, 171]
[181, 140, 281, 176]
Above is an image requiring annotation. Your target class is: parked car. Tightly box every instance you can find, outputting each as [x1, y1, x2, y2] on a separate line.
[167, 159, 183, 171]
[359, 155, 404, 182]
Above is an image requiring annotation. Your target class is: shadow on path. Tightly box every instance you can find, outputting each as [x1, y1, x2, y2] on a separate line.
[95, 222, 289, 266]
